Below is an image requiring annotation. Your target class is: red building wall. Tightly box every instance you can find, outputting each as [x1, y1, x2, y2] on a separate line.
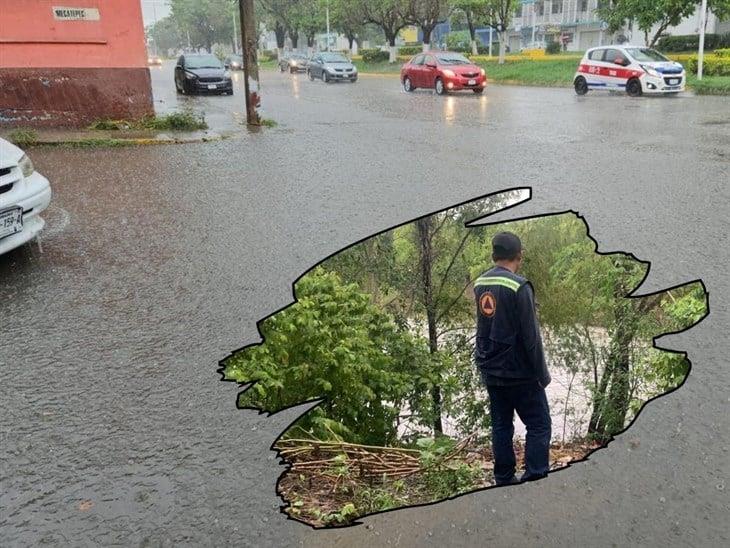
[0, 0, 154, 127]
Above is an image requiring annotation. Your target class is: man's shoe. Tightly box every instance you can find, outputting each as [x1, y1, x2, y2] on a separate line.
[519, 472, 548, 482]
[495, 475, 521, 486]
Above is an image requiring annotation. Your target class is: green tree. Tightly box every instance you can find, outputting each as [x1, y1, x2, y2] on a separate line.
[358, 0, 411, 62]
[331, 0, 367, 52]
[170, 0, 236, 52]
[597, 0, 697, 47]
[484, 0, 516, 63]
[223, 268, 431, 446]
[406, 0, 452, 51]
[259, 0, 298, 55]
[147, 16, 185, 55]
[450, 0, 491, 54]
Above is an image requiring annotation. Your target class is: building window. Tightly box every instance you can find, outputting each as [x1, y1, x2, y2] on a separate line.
[538, 2, 545, 16]
[580, 0, 589, 11]
[552, 1, 562, 14]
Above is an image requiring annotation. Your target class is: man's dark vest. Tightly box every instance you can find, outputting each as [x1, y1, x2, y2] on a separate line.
[474, 266, 534, 381]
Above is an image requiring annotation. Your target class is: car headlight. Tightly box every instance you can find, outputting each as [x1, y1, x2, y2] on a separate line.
[442, 69, 456, 78]
[224, 70, 231, 79]
[640, 64, 661, 78]
[291, 61, 298, 66]
[185, 71, 198, 80]
[480, 68, 486, 77]
[19, 154, 34, 178]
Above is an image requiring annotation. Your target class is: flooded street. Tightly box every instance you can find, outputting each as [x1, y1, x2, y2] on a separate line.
[1, 66, 729, 546]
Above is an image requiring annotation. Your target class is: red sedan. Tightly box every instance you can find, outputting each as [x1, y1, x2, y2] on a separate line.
[400, 51, 487, 95]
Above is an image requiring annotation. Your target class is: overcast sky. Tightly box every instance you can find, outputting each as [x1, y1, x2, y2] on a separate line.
[140, 0, 171, 26]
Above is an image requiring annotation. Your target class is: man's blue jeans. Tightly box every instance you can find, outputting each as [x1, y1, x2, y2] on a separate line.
[486, 381, 552, 484]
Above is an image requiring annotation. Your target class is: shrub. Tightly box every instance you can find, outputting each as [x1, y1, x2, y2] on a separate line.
[545, 40, 562, 55]
[687, 55, 730, 76]
[399, 45, 423, 56]
[361, 48, 389, 63]
[715, 48, 730, 58]
[657, 33, 730, 52]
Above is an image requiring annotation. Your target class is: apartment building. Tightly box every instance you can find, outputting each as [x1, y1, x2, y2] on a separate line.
[508, 0, 729, 52]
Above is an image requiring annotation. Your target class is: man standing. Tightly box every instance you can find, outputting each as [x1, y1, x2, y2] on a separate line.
[474, 232, 552, 486]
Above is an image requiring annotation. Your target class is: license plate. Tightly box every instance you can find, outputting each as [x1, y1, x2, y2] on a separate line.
[668, 78, 679, 85]
[468, 79, 476, 85]
[0, 207, 23, 240]
[207, 84, 217, 89]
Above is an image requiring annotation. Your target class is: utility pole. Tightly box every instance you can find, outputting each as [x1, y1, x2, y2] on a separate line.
[238, 0, 261, 125]
[698, 0, 708, 79]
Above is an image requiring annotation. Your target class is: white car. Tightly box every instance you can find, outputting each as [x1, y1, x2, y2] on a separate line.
[573, 45, 686, 97]
[0, 138, 52, 255]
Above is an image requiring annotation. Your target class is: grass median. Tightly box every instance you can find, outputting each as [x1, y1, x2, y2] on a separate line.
[350, 56, 730, 95]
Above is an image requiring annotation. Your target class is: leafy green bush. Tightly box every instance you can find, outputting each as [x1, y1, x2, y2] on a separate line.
[223, 268, 431, 446]
[399, 45, 423, 56]
[361, 48, 390, 63]
[687, 55, 730, 76]
[715, 48, 730, 58]
[545, 40, 562, 55]
[657, 33, 730, 52]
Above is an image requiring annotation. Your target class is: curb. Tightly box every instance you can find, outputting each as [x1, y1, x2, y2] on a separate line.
[1, 131, 232, 148]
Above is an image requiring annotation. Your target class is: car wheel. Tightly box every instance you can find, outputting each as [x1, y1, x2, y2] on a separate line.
[279, 64, 285, 72]
[435, 77, 446, 95]
[290, 66, 296, 74]
[626, 78, 643, 97]
[472, 88, 484, 94]
[574, 76, 589, 96]
[322, 71, 329, 83]
[403, 76, 414, 92]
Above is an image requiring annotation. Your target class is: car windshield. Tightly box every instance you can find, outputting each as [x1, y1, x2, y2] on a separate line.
[290, 54, 307, 59]
[625, 48, 670, 63]
[185, 55, 223, 69]
[321, 53, 348, 63]
[436, 53, 471, 65]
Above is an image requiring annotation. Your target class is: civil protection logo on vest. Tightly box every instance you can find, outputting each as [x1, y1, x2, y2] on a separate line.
[479, 291, 496, 317]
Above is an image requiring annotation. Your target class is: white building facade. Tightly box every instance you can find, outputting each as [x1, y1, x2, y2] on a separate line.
[508, 1, 729, 52]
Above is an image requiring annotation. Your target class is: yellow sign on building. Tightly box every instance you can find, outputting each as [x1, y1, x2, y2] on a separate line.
[400, 25, 418, 43]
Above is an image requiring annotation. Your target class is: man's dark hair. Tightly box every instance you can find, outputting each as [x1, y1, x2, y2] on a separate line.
[492, 231, 522, 262]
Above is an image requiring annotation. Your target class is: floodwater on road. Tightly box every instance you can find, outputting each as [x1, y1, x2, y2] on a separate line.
[1, 65, 728, 545]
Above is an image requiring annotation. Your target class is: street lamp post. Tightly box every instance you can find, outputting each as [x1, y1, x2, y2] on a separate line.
[232, 10, 239, 54]
[326, 2, 331, 52]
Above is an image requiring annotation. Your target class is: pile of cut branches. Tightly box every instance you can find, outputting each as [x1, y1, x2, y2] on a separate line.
[276, 435, 598, 527]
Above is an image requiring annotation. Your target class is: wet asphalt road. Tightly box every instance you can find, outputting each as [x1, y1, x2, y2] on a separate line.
[1, 65, 729, 546]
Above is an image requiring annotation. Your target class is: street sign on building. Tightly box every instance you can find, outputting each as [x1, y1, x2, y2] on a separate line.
[52, 6, 101, 21]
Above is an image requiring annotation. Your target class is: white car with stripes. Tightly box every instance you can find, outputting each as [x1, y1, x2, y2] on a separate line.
[573, 45, 686, 97]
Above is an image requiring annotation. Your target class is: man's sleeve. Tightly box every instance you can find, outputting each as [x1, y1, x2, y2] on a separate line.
[516, 283, 551, 387]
